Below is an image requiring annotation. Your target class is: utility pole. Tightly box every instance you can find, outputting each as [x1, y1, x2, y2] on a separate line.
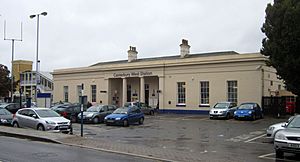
[4, 20, 23, 102]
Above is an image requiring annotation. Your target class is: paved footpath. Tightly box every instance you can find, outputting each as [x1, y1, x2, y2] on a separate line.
[0, 126, 208, 162]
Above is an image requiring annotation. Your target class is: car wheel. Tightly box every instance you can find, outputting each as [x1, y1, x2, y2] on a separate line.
[93, 117, 99, 124]
[226, 113, 230, 119]
[252, 115, 256, 121]
[123, 119, 129, 127]
[37, 124, 45, 131]
[139, 118, 144, 125]
[275, 149, 284, 158]
[13, 122, 19, 128]
[149, 111, 154, 115]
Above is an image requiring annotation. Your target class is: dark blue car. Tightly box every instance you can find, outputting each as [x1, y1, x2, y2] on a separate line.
[234, 102, 263, 120]
[104, 106, 144, 127]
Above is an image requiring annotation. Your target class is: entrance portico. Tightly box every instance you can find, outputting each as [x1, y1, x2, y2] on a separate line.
[108, 72, 159, 107]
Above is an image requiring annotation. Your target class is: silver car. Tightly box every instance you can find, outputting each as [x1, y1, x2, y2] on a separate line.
[266, 116, 295, 141]
[12, 108, 71, 133]
[209, 102, 237, 119]
[274, 115, 300, 158]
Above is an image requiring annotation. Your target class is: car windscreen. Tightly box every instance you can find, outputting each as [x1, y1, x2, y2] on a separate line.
[287, 117, 300, 128]
[35, 109, 61, 118]
[87, 105, 102, 112]
[113, 108, 129, 114]
[0, 104, 8, 108]
[238, 104, 254, 110]
[213, 103, 229, 109]
[0, 108, 11, 115]
[124, 103, 131, 107]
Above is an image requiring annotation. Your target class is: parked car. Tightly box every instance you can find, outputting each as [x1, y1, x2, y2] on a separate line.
[274, 115, 300, 158]
[266, 116, 295, 141]
[0, 108, 13, 125]
[104, 106, 144, 127]
[124, 102, 156, 115]
[77, 104, 117, 123]
[234, 102, 263, 120]
[12, 107, 71, 133]
[0, 103, 21, 114]
[209, 102, 237, 119]
[51, 103, 81, 122]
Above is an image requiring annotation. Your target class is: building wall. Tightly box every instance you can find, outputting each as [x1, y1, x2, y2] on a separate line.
[52, 53, 285, 112]
[12, 60, 33, 89]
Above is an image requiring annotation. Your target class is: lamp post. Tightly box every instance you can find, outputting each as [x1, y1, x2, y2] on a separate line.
[30, 12, 47, 102]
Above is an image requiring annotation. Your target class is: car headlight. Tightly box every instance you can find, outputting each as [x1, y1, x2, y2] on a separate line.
[104, 117, 108, 120]
[0, 119, 7, 122]
[268, 126, 275, 131]
[86, 114, 93, 117]
[275, 132, 287, 140]
[234, 111, 237, 115]
[115, 117, 121, 120]
[46, 121, 56, 125]
[248, 111, 252, 114]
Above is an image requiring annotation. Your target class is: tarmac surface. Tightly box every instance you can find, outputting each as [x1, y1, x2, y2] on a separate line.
[0, 114, 298, 162]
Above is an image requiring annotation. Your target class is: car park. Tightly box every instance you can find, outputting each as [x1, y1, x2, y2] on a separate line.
[12, 107, 71, 133]
[0, 103, 21, 114]
[124, 102, 156, 115]
[274, 115, 300, 158]
[77, 104, 117, 123]
[0, 108, 13, 125]
[266, 116, 295, 141]
[209, 102, 237, 119]
[51, 103, 81, 122]
[234, 102, 263, 120]
[104, 106, 144, 127]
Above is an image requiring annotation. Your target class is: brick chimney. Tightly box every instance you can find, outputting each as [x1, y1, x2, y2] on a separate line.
[128, 46, 138, 62]
[180, 39, 190, 58]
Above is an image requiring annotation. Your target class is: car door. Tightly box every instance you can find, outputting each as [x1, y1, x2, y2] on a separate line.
[17, 109, 29, 127]
[128, 108, 137, 124]
[227, 103, 234, 116]
[140, 103, 149, 114]
[26, 110, 39, 129]
[99, 106, 109, 120]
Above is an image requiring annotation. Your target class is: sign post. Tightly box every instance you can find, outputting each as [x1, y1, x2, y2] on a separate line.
[80, 83, 84, 137]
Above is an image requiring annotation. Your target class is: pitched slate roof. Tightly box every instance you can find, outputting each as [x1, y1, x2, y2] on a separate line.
[90, 51, 239, 67]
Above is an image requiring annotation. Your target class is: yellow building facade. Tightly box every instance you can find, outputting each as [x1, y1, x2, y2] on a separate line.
[52, 40, 284, 113]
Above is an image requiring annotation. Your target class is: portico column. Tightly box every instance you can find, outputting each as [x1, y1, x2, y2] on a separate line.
[140, 77, 145, 103]
[158, 76, 164, 109]
[122, 78, 127, 106]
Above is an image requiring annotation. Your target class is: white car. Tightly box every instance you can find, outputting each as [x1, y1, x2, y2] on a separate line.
[266, 116, 295, 140]
[12, 107, 71, 133]
[274, 115, 300, 158]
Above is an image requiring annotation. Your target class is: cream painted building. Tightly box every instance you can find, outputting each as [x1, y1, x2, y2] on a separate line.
[52, 40, 285, 113]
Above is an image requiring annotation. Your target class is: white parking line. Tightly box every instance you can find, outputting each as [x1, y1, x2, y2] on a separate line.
[259, 153, 300, 162]
[245, 134, 266, 143]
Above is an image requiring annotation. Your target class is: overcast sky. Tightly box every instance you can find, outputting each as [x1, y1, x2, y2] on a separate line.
[0, 0, 272, 72]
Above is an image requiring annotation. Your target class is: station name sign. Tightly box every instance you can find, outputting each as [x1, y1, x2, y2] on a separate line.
[113, 71, 153, 78]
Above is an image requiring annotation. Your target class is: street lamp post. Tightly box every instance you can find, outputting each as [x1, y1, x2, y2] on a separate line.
[30, 12, 47, 102]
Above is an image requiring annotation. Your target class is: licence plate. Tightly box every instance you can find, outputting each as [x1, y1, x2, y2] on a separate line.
[107, 120, 114, 123]
[59, 125, 69, 129]
[289, 143, 300, 148]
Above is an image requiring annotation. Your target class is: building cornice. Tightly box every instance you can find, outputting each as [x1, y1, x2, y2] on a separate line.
[52, 53, 267, 75]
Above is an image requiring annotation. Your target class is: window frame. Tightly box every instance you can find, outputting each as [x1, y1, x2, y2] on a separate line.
[199, 81, 209, 106]
[91, 85, 97, 102]
[227, 80, 238, 105]
[176, 82, 186, 106]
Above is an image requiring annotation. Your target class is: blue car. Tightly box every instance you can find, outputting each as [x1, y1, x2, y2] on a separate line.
[234, 102, 263, 120]
[104, 106, 144, 127]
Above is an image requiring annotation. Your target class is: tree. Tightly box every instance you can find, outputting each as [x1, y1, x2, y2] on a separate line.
[0, 64, 11, 97]
[261, 0, 300, 96]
